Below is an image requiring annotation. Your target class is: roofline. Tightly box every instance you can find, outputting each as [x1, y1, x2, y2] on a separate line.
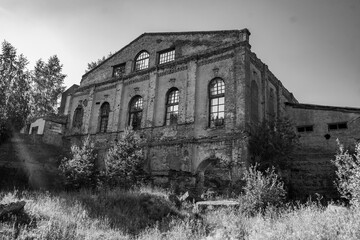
[285, 102, 360, 113]
[76, 40, 250, 92]
[81, 28, 251, 79]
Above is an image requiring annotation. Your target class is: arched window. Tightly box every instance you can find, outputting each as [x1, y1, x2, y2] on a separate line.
[251, 80, 259, 122]
[129, 96, 143, 130]
[99, 102, 110, 133]
[165, 88, 179, 125]
[134, 51, 149, 71]
[72, 105, 83, 128]
[209, 78, 225, 127]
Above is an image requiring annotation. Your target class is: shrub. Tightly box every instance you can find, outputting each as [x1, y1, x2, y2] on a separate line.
[59, 136, 98, 189]
[332, 140, 360, 205]
[240, 164, 286, 215]
[248, 117, 299, 172]
[101, 128, 144, 189]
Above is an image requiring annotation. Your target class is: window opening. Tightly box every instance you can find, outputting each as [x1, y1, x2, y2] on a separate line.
[209, 78, 225, 127]
[135, 51, 149, 71]
[159, 49, 175, 64]
[328, 122, 348, 131]
[165, 89, 179, 125]
[129, 96, 143, 130]
[73, 105, 84, 128]
[297, 125, 313, 133]
[113, 63, 126, 78]
[99, 102, 110, 133]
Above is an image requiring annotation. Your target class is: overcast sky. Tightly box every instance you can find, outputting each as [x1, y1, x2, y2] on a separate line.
[0, 0, 359, 108]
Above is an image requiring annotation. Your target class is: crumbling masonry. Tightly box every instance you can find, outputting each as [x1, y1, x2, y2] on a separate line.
[60, 29, 360, 198]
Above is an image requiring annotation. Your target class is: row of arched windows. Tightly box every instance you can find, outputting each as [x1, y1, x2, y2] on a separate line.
[72, 78, 233, 132]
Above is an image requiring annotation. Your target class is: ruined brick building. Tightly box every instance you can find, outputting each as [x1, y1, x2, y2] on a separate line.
[60, 29, 360, 197]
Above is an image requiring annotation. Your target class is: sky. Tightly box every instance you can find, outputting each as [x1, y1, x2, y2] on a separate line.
[0, 0, 359, 108]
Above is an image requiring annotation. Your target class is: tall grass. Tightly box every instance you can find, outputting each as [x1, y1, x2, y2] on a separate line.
[2, 188, 360, 240]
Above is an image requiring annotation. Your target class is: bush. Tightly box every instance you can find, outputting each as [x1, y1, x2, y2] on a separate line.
[248, 117, 299, 171]
[59, 136, 98, 189]
[332, 140, 360, 205]
[240, 164, 286, 215]
[101, 128, 144, 189]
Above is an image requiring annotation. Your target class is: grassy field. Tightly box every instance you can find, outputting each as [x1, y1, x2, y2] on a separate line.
[1, 187, 360, 240]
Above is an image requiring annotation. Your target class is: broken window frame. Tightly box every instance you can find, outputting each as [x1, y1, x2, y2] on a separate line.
[165, 88, 179, 126]
[99, 102, 110, 133]
[134, 51, 149, 71]
[209, 78, 225, 128]
[112, 63, 126, 78]
[129, 96, 143, 130]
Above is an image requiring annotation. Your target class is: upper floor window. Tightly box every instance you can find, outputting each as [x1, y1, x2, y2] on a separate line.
[328, 122, 347, 131]
[73, 105, 83, 128]
[129, 96, 143, 130]
[99, 102, 110, 133]
[135, 51, 149, 71]
[165, 88, 179, 125]
[159, 49, 175, 64]
[209, 78, 225, 127]
[113, 63, 126, 78]
[297, 125, 313, 133]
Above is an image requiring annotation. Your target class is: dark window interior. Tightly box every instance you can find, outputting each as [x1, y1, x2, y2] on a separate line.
[328, 122, 348, 131]
[113, 63, 126, 78]
[297, 125, 314, 133]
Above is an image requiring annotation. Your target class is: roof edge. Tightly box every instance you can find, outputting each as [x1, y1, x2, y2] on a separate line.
[81, 28, 250, 79]
[285, 102, 360, 113]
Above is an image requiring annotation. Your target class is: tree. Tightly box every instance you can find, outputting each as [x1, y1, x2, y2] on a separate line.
[101, 128, 144, 189]
[85, 52, 112, 73]
[332, 140, 360, 205]
[31, 55, 66, 117]
[0, 40, 32, 142]
[59, 136, 98, 189]
[248, 117, 299, 172]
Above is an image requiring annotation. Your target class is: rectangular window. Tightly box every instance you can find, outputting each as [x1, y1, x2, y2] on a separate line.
[297, 125, 313, 133]
[328, 122, 348, 131]
[159, 49, 175, 64]
[113, 63, 126, 78]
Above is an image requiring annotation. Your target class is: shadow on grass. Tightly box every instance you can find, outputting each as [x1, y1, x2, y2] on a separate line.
[70, 189, 183, 235]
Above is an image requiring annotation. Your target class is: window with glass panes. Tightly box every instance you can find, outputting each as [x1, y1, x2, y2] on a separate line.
[129, 96, 143, 130]
[159, 49, 175, 64]
[209, 78, 225, 127]
[135, 51, 149, 71]
[99, 102, 110, 133]
[113, 64, 125, 78]
[165, 89, 179, 125]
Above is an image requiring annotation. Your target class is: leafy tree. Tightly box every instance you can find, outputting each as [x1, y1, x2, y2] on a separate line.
[0, 40, 32, 142]
[85, 52, 112, 73]
[59, 136, 98, 189]
[248, 117, 299, 172]
[32, 55, 66, 117]
[332, 140, 360, 205]
[101, 128, 144, 189]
